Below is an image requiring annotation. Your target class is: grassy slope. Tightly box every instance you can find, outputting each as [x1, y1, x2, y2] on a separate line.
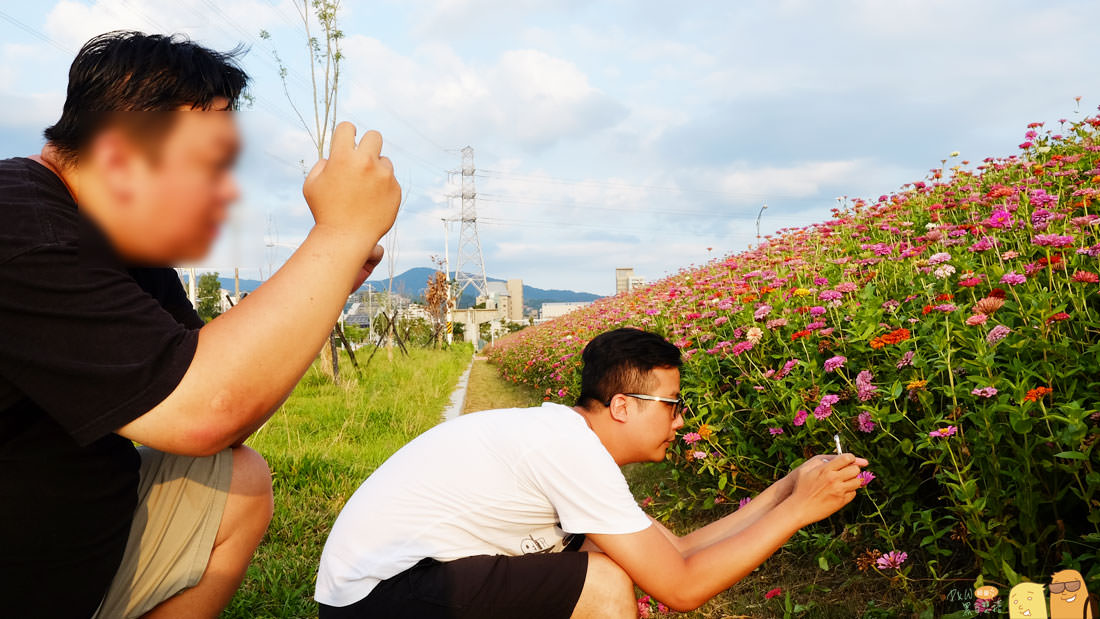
[223, 345, 473, 618]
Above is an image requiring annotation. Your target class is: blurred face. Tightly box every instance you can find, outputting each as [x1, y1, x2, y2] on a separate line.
[92, 99, 241, 264]
[622, 366, 685, 462]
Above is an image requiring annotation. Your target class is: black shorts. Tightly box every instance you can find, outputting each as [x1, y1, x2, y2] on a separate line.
[319, 536, 589, 619]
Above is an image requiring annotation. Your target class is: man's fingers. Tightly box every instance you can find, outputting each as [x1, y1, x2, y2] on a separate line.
[358, 130, 383, 158]
[304, 158, 327, 195]
[365, 244, 385, 267]
[330, 121, 357, 159]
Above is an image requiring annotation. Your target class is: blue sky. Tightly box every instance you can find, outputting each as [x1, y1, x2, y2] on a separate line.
[2, 0, 1098, 294]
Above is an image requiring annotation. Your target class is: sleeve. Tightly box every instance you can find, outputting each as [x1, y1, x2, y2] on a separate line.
[0, 243, 200, 446]
[523, 430, 653, 536]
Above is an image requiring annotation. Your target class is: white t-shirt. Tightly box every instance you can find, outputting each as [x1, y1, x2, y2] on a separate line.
[315, 402, 652, 607]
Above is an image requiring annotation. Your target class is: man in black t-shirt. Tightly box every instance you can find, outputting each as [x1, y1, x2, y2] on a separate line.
[0, 31, 401, 618]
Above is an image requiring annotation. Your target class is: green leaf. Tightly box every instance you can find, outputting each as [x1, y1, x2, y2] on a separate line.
[818, 554, 830, 571]
[1053, 451, 1086, 460]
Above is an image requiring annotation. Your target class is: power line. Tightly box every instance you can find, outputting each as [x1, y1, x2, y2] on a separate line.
[0, 8, 74, 55]
[475, 168, 827, 201]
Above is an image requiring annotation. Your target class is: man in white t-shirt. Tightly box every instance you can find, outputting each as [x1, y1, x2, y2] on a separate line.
[316, 328, 869, 618]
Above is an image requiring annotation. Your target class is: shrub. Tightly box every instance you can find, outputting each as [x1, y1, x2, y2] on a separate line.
[487, 109, 1100, 594]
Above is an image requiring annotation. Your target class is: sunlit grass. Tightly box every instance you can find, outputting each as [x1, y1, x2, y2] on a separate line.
[224, 344, 473, 618]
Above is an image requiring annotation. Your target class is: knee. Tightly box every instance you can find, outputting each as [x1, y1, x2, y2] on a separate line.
[229, 445, 274, 524]
[583, 553, 635, 614]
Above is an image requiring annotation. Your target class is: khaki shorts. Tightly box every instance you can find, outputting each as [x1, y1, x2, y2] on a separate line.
[94, 446, 234, 619]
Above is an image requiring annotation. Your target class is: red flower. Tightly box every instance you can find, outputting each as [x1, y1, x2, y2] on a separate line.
[791, 330, 812, 341]
[922, 305, 933, 315]
[935, 293, 954, 301]
[1046, 312, 1070, 324]
[989, 288, 1007, 298]
[765, 587, 783, 600]
[1073, 270, 1099, 283]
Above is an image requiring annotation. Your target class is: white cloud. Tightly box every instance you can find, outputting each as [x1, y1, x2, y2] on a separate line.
[339, 36, 626, 151]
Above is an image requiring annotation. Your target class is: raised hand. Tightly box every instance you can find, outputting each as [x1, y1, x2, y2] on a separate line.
[303, 122, 402, 243]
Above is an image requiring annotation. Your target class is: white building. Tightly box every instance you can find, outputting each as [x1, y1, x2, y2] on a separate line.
[537, 301, 592, 323]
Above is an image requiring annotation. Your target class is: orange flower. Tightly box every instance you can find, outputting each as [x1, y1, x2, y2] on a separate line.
[1023, 386, 1052, 403]
[698, 423, 713, 439]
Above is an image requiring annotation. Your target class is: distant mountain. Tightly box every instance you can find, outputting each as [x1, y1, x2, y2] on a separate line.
[217, 267, 600, 310]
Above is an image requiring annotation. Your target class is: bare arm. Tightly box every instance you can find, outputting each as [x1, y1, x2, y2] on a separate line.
[117, 123, 400, 456]
[589, 454, 867, 611]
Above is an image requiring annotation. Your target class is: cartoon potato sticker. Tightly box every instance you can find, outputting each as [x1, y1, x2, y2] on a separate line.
[976, 585, 999, 600]
[1048, 569, 1091, 619]
[1010, 582, 1048, 619]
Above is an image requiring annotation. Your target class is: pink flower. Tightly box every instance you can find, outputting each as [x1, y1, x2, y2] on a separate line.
[738, 497, 752, 509]
[855, 371, 876, 402]
[972, 386, 998, 398]
[824, 356, 847, 372]
[754, 305, 773, 320]
[768, 427, 784, 436]
[876, 550, 908, 569]
[1032, 234, 1075, 247]
[793, 409, 808, 426]
[692, 451, 707, 459]
[683, 432, 701, 445]
[714, 316, 729, 326]
[987, 324, 1011, 344]
[1000, 271, 1027, 285]
[966, 313, 989, 326]
[857, 411, 875, 433]
[896, 351, 915, 368]
[929, 426, 957, 438]
[933, 303, 957, 312]
[929, 252, 952, 265]
[858, 470, 875, 487]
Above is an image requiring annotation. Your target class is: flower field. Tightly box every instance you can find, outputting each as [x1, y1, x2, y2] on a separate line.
[486, 108, 1100, 603]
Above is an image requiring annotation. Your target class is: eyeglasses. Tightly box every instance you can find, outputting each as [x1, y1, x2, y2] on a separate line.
[1049, 580, 1081, 594]
[605, 393, 688, 420]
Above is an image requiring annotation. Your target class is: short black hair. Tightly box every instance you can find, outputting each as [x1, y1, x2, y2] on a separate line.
[576, 328, 682, 408]
[44, 30, 250, 166]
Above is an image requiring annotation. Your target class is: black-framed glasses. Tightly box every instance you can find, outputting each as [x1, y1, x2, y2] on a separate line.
[605, 393, 688, 420]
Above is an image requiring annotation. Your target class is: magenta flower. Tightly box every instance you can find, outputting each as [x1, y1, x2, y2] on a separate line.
[820, 394, 839, 406]
[928, 426, 958, 438]
[1000, 271, 1027, 285]
[793, 409, 808, 426]
[1032, 234, 1075, 247]
[857, 411, 875, 433]
[824, 356, 847, 372]
[876, 550, 908, 569]
[972, 386, 998, 398]
[858, 470, 875, 487]
[933, 304, 957, 312]
[856, 370, 877, 401]
[768, 427, 784, 436]
[987, 324, 1011, 344]
[738, 497, 752, 509]
[896, 351, 915, 368]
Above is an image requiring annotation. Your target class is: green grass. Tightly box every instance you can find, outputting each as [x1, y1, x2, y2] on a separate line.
[223, 344, 473, 618]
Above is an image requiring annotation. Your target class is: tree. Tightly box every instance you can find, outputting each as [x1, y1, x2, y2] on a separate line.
[424, 256, 453, 348]
[196, 272, 222, 323]
[261, 0, 345, 381]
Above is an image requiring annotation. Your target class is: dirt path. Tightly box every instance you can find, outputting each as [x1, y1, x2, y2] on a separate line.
[461, 357, 541, 414]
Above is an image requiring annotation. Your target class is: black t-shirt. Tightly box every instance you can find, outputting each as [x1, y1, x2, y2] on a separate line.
[0, 157, 202, 617]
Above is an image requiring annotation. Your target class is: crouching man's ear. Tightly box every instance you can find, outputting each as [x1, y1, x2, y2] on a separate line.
[607, 394, 631, 423]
